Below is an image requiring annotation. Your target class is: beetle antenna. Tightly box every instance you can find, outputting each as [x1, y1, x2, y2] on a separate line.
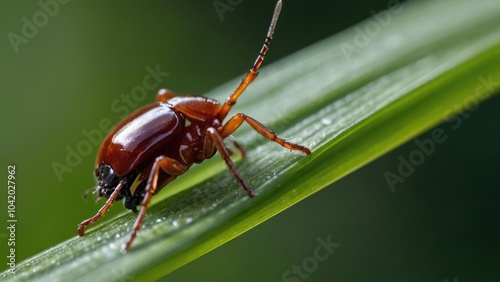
[217, 0, 283, 121]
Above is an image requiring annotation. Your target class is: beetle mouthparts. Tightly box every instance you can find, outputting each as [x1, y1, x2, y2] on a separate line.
[82, 187, 99, 201]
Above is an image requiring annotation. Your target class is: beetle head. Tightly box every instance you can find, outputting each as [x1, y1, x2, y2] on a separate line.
[95, 162, 121, 198]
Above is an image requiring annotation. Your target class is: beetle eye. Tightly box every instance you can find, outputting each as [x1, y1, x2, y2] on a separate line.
[94, 168, 99, 177]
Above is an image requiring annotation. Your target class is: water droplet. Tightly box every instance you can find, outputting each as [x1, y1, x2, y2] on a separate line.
[172, 220, 179, 227]
[185, 217, 193, 224]
[321, 118, 332, 125]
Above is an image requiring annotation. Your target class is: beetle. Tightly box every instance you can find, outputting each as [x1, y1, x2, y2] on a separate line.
[78, 0, 311, 252]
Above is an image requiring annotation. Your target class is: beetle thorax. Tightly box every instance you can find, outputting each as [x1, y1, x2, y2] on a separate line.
[177, 117, 221, 164]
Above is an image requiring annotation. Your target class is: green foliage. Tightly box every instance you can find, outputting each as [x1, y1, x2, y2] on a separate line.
[2, 0, 499, 281]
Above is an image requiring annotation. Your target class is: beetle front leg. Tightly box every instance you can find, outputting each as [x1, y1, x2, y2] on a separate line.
[122, 156, 188, 253]
[78, 180, 125, 236]
[205, 127, 255, 198]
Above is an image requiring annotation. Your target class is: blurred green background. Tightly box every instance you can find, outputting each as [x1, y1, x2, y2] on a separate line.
[1, 0, 499, 281]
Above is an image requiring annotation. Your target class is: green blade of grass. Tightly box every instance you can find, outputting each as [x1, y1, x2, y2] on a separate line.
[3, 0, 500, 281]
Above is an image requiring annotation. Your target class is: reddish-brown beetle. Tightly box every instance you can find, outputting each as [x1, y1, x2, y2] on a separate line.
[78, 0, 310, 252]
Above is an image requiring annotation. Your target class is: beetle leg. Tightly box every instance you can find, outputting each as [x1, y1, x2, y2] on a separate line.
[225, 136, 247, 159]
[218, 113, 311, 155]
[78, 179, 125, 236]
[156, 88, 177, 102]
[122, 156, 188, 252]
[205, 127, 255, 198]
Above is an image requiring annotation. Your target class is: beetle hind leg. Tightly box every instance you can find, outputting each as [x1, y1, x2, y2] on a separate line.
[156, 88, 177, 102]
[226, 137, 247, 159]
